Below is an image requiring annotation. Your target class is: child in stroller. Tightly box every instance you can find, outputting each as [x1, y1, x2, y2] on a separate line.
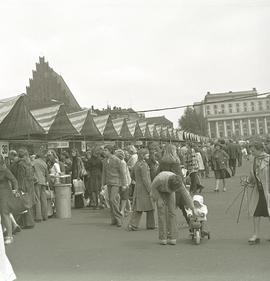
[186, 195, 210, 243]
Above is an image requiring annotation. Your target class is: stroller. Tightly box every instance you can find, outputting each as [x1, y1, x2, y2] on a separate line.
[189, 214, 210, 245]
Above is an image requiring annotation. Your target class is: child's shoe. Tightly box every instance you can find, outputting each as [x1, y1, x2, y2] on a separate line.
[167, 239, 176, 245]
[159, 239, 167, 245]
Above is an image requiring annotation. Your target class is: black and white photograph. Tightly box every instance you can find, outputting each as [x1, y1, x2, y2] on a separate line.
[0, 1, 270, 280]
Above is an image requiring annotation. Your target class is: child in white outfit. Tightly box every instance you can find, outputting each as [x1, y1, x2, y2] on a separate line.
[187, 195, 209, 235]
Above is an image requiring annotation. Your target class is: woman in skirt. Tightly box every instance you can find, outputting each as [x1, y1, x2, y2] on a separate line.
[247, 141, 270, 244]
[211, 143, 230, 192]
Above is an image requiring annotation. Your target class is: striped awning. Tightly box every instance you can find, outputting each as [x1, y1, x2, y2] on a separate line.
[68, 110, 102, 138]
[112, 118, 133, 139]
[0, 95, 20, 123]
[0, 95, 44, 139]
[31, 104, 78, 137]
[68, 109, 89, 133]
[93, 115, 118, 139]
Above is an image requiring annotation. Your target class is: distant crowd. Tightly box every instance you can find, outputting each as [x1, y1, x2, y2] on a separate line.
[0, 138, 269, 249]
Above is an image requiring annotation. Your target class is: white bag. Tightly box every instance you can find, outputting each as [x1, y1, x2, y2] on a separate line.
[73, 179, 85, 195]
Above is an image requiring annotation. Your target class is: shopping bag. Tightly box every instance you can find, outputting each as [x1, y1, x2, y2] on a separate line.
[12, 192, 31, 215]
[73, 179, 85, 195]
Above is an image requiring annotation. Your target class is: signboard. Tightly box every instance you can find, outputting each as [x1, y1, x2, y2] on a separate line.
[0, 142, 9, 157]
[81, 141, 86, 152]
[48, 141, 69, 149]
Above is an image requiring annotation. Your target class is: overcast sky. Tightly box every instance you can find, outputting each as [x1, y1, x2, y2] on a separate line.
[1, 0, 269, 127]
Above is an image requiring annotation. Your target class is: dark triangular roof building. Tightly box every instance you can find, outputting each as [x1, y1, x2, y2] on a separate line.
[25, 57, 81, 113]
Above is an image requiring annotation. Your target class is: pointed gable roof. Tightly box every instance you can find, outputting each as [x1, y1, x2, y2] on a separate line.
[127, 120, 143, 139]
[148, 124, 159, 139]
[93, 115, 118, 139]
[31, 104, 78, 138]
[138, 121, 152, 139]
[112, 118, 133, 139]
[68, 110, 102, 138]
[0, 95, 45, 139]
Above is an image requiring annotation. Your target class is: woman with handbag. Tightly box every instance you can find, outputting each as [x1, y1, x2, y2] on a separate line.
[71, 149, 86, 209]
[0, 155, 19, 245]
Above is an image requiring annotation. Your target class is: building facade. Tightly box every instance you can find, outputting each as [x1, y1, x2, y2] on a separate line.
[199, 89, 270, 139]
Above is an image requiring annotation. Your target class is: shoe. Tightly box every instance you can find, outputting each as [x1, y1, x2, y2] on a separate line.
[214, 189, 219, 192]
[159, 239, 167, 245]
[4, 236, 13, 245]
[127, 225, 137, 231]
[167, 239, 177, 245]
[12, 226, 22, 235]
[248, 236, 260, 245]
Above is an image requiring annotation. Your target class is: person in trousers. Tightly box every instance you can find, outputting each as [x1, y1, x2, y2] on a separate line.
[151, 171, 194, 245]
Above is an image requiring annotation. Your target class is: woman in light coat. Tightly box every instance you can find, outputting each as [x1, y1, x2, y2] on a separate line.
[128, 149, 155, 231]
[247, 141, 270, 244]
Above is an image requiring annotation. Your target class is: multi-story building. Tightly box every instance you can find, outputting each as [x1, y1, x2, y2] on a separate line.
[198, 88, 270, 139]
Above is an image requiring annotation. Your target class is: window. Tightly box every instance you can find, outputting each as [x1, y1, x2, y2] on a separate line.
[214, 110, 217, 115]
[259, 106, 263, 111]
[267, 105, 270, 110]
[251, 106, 255, 111]
[229, 108, 232, 113]
[266, 100, 270, 104]
[207, 105, 210, 109]
[244, 107, 247, 112]
[237, 108, 240, 113]
[251, 101, 254, 105]
[236, 103, 240, 107]
[214, 105, 217, 109]
[221, 109, 225, 114]
[243, 102, 247, 106]
[207, 110, 211, 115]
[229, 104, 232, 108]
[221, 104, 225, 108]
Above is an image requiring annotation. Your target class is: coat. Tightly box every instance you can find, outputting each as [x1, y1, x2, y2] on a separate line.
[248, 153, 270, 216]
[86, 156, 102, 192]
[16, 158, 36, 207]
[133, 160, 154, 212]
[211, 149, 229, 171]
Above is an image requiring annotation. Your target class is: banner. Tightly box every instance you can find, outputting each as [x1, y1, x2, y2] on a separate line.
[48, 141, 69, 149]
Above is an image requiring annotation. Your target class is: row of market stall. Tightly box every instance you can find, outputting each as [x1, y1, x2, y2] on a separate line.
[0, 94, 209, 143]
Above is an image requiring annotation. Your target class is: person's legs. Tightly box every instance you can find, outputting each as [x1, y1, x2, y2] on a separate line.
[157, 203, 167, 243]
[2, 213, 13, 243]
[108, 185, 122, 226]
[249, 217, 261, 243]
[167, 193, 177, 244]
[34, 184, 42, 221]
[222, 179, 226, 192]
[40, 185, 48, 220]
[146, 210, 155, 229]
[215, 179, 220, 191]
[129, 211, 143, 229]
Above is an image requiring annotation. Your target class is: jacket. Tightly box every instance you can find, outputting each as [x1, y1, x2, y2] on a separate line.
[33, 158, 48, 186]
[102, 155, 128, 187]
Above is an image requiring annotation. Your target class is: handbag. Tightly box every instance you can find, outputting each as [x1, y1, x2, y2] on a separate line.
[12, 192, 31, 215]
[45, 187, 54, 200]
[73, 179, 85, 195]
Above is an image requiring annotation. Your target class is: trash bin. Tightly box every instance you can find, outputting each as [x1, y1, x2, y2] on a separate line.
[54, 179, 72, 219]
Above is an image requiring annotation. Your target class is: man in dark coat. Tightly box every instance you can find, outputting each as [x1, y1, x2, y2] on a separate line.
[226, 140, 241, 176]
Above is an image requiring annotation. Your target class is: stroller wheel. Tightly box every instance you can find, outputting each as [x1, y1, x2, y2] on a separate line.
[208, 232, 210, 239]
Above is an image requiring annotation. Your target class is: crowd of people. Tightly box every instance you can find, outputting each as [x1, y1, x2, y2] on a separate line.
[0, 138, 269, 252]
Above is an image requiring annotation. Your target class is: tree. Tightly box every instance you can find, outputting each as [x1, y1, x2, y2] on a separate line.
[178, 107, 208, 136]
